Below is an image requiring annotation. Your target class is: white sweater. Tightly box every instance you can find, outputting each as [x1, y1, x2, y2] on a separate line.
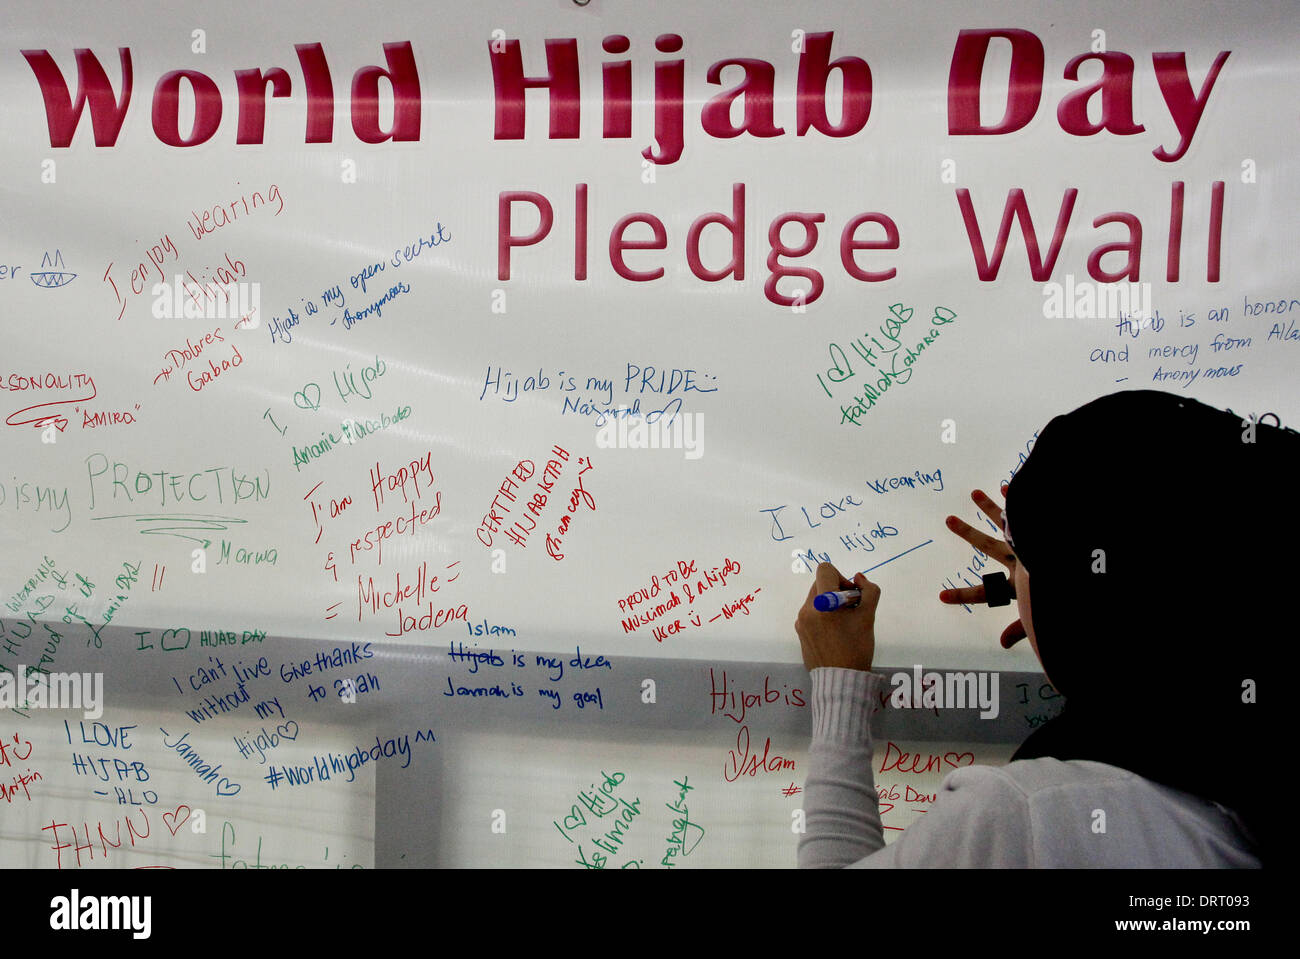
[798, 668, 1259, 868]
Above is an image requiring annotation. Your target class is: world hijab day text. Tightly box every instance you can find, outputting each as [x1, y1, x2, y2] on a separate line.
[21, 29, 1231, 306]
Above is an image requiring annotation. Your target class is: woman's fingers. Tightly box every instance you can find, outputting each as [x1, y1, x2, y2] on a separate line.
[850, 571, 882, 616]
[940, 488, 1025, 652]
[944, 515, 1015, 565]
[972, 488, 1004, 524]
[813, 561, 856, 593]
[939, 589, 1027, 650]
[809, 563, 878, 617]
[796, 564, 879, 672]
[999, 618, 1028, 649]
[938, 585, 985, 605]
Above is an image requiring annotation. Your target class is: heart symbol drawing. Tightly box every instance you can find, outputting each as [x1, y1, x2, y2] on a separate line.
[276, 721, 299, 741]
[216, 778, 242, 797]
[944, 751, 976, 768]
[162, 805, 191, 835]
[824, 343, 854, 382]
[562, 805, 586, 831]
[159, 627, 191, 651]
[293, 383, 322, 411]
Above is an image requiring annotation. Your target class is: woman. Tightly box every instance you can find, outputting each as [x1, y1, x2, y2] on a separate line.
[795, 390, 1284, 867]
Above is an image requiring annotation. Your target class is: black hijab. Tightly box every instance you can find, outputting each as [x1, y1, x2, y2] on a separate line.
[1004, 390, 1293, 858]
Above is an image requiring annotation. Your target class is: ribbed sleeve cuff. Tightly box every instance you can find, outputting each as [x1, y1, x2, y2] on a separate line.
[809, 667, 888, 746]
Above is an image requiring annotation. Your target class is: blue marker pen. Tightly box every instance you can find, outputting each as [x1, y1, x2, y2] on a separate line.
[813, 589, 861, 612]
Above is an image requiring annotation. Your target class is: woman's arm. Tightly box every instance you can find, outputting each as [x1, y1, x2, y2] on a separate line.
[798, 665, 1036, 868]
[797, 667, 890, 867]
[794, 541, 1035, 868]
[793, 564, 887, 867]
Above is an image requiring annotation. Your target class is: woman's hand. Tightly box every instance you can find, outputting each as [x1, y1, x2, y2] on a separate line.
[795, 562, 881, 672]
[938, 487, 1028, 649]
